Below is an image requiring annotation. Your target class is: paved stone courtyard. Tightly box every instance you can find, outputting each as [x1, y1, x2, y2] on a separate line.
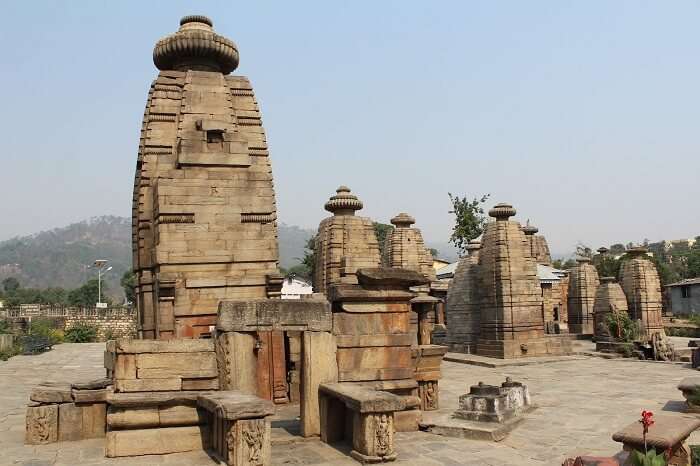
[0, 343, 694, 465]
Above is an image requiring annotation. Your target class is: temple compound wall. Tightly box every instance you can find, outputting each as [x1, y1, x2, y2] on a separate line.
[132, 15, 279, 340]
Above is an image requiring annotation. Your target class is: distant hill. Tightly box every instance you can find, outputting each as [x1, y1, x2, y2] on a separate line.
[0, 217, 457, 299]
[0, 216, 131, 300]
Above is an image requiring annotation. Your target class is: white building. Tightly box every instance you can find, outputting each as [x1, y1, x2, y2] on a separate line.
[281, 277, 313, 299]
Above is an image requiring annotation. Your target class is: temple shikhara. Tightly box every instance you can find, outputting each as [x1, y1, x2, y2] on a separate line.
[17, 12, 692, 466]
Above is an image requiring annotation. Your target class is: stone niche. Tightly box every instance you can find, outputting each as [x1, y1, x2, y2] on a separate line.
[132, 14, 279, 340]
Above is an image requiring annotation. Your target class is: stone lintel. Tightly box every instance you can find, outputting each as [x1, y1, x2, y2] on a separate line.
[197, 391, 274, 420]
[328, 285, 415, 303]
[319, 382, 405, 413]
[216, 298, 331, 332]
[356, 268, 429, 287]
[114, 338, 214, 354]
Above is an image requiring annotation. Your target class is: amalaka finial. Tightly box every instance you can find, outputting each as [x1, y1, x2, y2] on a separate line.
[488, 203, 516, 221]
[324, 186, 363, 216]
[390, 213, 415, 228]
[522, 219, 538, 235]
[153, 15, 239, 74]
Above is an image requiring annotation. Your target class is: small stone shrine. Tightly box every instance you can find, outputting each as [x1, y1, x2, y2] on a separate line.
[619, 247, 665, 337]
[445, 240, 482, 353]
[384, 213, 436, 281]
[567, 257, 600, 334]
[592, 277, 629, 342]
[313, 186, 382, 294]
[454, 377, 531, 424]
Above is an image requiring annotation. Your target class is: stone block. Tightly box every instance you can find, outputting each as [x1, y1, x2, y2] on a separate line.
[25, 404, 58, 444]
[80, 403, 106, 438]
[226, 418, 271, 466]
[115, 378, 182, 392]
[136, 352, 217, 379]
[58, 402, 83, 441]
[115, 338, 214, 353]
[105, 425, 207, 457]
[182, 377, 220, 390]
[73, 387, 112, 403]
[114, 354, 137, 379]
[217, 298, 332, 332]
[30, 383, 73, 403]
[197, 392, 274, 420]
[301, 331, 338, 437]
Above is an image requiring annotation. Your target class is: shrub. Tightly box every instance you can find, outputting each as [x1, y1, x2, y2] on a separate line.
[29, 318, 63, 344]
[605, 312, 639, 343]
[64, 324, 98, 343]
[0, 319, 10, 334]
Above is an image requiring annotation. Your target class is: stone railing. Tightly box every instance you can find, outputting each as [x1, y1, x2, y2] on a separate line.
[0, 305, 133, 319]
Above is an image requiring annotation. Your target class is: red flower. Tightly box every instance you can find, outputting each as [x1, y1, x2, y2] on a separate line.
[639, 410, 654, 432]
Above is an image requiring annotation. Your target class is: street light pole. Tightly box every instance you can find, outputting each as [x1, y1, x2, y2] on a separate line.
[93, 260, 111, 307]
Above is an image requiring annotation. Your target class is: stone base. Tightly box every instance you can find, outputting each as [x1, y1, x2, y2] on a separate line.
[420, 410, 526, 442]
[476, 335, 573, 359]
[393, 409, 421, 432]
[351, 450, 398, 464]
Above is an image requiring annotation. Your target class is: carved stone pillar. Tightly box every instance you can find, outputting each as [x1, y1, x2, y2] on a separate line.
[350, 412, 397, 463]
[226, 418, 271, 466]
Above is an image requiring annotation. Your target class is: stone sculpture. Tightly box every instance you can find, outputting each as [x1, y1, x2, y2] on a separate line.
[567, 257, 600, 334]
[132, 15, 279, 339]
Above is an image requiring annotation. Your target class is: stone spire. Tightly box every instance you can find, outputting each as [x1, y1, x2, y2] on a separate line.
[446, 239, 482, 353]
[324, 186, 363, 216]
[153, 15, 239, 74]
[477, 202, 547, 358]
[620, 246, 664, 337]
[314, 186, 380, 293]
[384, 212, 435, 281]
[567, 256, 600, 334]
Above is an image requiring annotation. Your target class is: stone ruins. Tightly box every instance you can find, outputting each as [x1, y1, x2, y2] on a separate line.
[19, 12, 695, 466]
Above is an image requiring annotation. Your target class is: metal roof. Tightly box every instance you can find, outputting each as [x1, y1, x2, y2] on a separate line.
[666, 277, 700, 287]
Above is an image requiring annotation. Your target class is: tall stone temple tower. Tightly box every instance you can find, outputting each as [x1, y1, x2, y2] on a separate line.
[620, 247, 664, 337]
[476, 203, 546, 358]
[567, 257, 600, 334]
[384, 213, 436, 281]
[132, 16, 279, 339]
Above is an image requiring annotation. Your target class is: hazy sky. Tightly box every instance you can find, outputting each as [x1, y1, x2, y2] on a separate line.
[1, 1, 698, 255]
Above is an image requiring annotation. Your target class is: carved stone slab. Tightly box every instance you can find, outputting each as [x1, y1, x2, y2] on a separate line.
[25, 405, 58, 444]
[319, 383, 405, 413]
[217, 298, 331, 332]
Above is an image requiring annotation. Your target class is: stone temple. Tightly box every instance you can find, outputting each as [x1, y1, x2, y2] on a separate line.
[132, 15, 279, 339]
[567, 257, 600, 335]
[620, 247, 665, 337]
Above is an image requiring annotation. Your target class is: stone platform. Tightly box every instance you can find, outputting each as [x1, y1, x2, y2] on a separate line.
[1, 343, 698, 466]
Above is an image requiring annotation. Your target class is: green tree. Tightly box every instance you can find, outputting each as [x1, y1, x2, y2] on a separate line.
[687, 249, 700, 278]
[594, 255, 621, 279]
[609, 244, 626, 255]
[68, 279, 106, 307]
[2, 277, 20, 293]
[448, 193, 490, 255]
[373, 222, 394, 259]
[120, 271, 136, 304]
[301, 235, 317, 284]
[429, 248, 439, 259]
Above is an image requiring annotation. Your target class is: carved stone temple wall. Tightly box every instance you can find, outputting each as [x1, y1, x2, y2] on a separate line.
[384, 213, 437, 281]
[445, 240, 481, 353]
[567, 257, 600, 335]
[131, 15, 279, 339]
[620, 247, 665, 337]
[313, 187, 382, 294]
